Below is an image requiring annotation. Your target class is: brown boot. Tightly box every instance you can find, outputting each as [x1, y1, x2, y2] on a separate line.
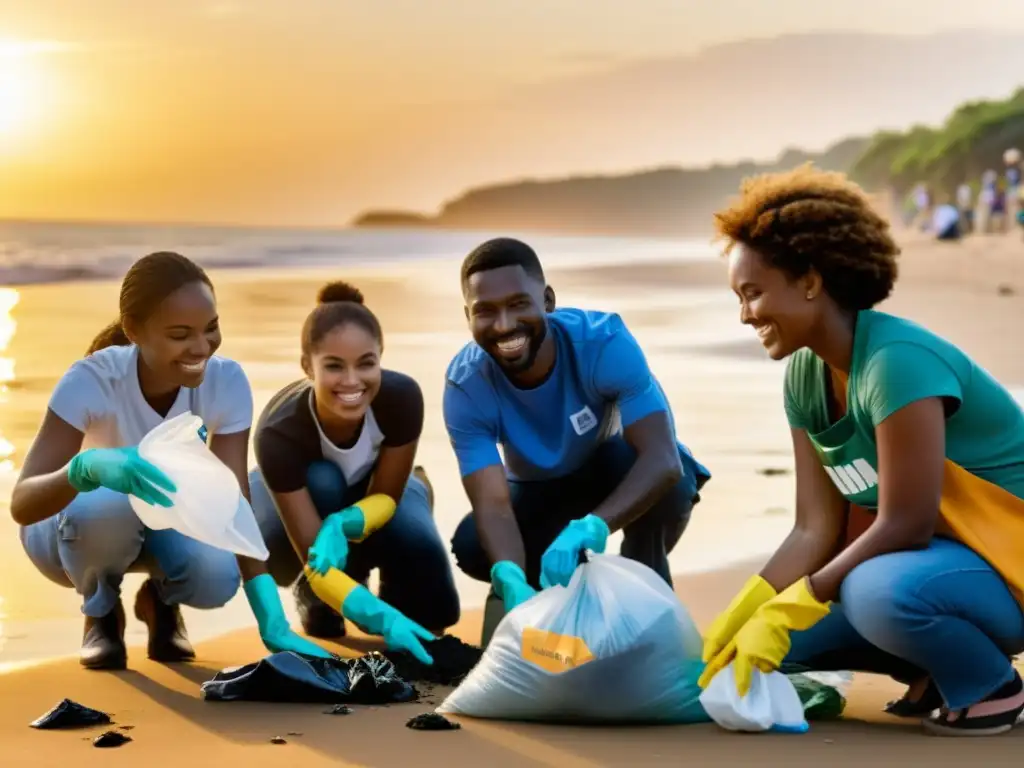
[81, 601, 127, 670]
[413, 465, 434, 513]
[133, 579, 196, 662]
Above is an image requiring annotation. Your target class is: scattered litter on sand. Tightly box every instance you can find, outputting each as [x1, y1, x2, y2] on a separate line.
[93, 730, 132, 748]
[30, 699, 112, 730]
[382, 635, 483, 686]
[201, 650, 415, 704]
[406, 713, 461, 731]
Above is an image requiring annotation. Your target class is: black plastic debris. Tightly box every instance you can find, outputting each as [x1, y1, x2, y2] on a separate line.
[200, 651, 415, 704]
[406, 713, 461, 731]
[30, 699, 112, 730]
[324, 704, 352, 715]
[93, 730, 132, 748]
[382, 636, 483, 686]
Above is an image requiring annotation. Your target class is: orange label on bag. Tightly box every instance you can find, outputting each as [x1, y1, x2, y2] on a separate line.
[520, 627, 594, 674]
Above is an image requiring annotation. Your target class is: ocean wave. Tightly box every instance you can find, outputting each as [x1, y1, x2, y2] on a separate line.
[0, 220, 717, 287]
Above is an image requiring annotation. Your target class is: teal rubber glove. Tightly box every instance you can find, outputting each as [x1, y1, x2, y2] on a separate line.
[67, 446, 176, 507]
[244, 574, 334, 658]
[540, 514, 610, 589]
[307, 507, 364, 575]
[342, 586, 436, 666]
[490, 561, 538, 613]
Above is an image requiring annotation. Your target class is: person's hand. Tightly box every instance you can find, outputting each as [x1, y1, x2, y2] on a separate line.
[307, 508, 361, 575]
[342, 587, 436, 666]
[701, 574, 778, 664]
[243, 574, 333, 659]
[698, 577, 831, 696]
[540, 514, 610, 588]
[490, 561, 537, 613]
[67, 446, 176, 507]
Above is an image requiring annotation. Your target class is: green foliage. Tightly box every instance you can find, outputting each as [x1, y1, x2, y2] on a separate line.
[848, 88, 1024, 196]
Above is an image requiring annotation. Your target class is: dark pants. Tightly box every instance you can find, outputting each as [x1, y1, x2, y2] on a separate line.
[250, 461, 461, 630]
[451, 437, 707, 590]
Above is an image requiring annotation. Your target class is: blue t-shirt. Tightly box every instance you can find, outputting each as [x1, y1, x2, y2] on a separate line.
[443, 307, 708, 486]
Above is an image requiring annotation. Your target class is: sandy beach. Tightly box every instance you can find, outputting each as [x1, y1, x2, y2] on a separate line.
[1, 227, 1024, 762]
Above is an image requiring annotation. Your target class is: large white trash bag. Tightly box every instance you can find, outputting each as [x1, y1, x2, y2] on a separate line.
[699, 662, 808, 734]
[436, 554, 709, 724]
[129, 412, 269, 561]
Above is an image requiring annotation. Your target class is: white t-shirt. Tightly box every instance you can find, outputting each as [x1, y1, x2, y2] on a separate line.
[48, 344, 253, 449]
[308, 389, 385, 486]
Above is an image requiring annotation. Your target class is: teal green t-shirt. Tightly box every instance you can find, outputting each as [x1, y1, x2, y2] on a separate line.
[784, 309, 1024, 507]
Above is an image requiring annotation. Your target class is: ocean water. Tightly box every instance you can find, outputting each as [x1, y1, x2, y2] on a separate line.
[0, 220, 716, 285]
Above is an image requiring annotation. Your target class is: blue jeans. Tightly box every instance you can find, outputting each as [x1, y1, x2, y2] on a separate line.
[20, 487, 241, 618]
[785, 538, 1024, 710]
[249, 461, 460, 630]
[451, 437, 708, 590]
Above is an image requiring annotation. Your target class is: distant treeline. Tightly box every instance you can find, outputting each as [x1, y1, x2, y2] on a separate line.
[849, 87, 1024, 197]
[352, 87, 1024, 235]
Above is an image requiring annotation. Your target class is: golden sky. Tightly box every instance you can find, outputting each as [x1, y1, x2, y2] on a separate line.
[1, 0, 1023, 226]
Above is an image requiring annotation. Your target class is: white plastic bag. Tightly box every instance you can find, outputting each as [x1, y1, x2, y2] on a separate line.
[436, 554, 709, 724]
[129, 412, 269, 561]
[699, 662, 808, 733]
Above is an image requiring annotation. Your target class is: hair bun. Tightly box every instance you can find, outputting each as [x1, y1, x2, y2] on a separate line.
[317, 281, 364, 305]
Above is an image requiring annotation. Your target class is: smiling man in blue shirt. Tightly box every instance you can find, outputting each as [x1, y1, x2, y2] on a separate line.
[445, 237, 710, 623]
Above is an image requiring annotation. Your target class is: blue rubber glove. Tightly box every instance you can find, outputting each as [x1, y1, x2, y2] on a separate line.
[342, 586, 436, 666]
[540, 514, 610, 589]
[244, 574, 334, 658]
[307, 507, 363, 575]
[490, 561, 538, 613]
[67, 447, 176, 507]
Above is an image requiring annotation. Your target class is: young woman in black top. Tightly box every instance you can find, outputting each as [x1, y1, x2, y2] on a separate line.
[249, 281, 460, 639]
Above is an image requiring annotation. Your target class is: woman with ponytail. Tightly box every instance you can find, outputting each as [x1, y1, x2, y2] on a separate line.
[13, 251, 329, 670]
[250, 281, 459, 664]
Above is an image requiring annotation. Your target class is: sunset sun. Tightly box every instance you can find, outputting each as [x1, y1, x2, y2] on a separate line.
[0, 40, 59, 139]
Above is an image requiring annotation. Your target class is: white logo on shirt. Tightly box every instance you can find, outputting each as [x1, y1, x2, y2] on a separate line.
[569, 406, 599, 436]
[824, 458, 879, 496]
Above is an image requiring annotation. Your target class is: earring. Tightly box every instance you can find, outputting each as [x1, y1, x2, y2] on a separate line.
[806, 292, 814, 300]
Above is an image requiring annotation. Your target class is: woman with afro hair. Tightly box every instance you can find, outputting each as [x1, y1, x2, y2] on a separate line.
[698, 164, 1024, 736]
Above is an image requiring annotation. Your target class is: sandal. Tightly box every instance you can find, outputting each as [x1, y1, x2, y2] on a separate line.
[922, 672, 1024, 737]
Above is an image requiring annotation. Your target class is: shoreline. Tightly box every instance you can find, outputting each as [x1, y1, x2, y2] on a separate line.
[0, 223, 719, 289]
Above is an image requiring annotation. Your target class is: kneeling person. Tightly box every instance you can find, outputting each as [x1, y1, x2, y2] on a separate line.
[446, 238, 711, 631]
[250, 281, 460, 656]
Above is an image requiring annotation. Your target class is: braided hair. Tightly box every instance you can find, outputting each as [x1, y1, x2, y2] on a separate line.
[714, 163, 900, 311]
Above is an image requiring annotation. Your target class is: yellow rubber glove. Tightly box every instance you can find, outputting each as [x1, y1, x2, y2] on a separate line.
[347, 494, 397, 542]
[701, 574, 778, 663]
[304, 564, 361, 613]
[698, 577, 831, 696]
